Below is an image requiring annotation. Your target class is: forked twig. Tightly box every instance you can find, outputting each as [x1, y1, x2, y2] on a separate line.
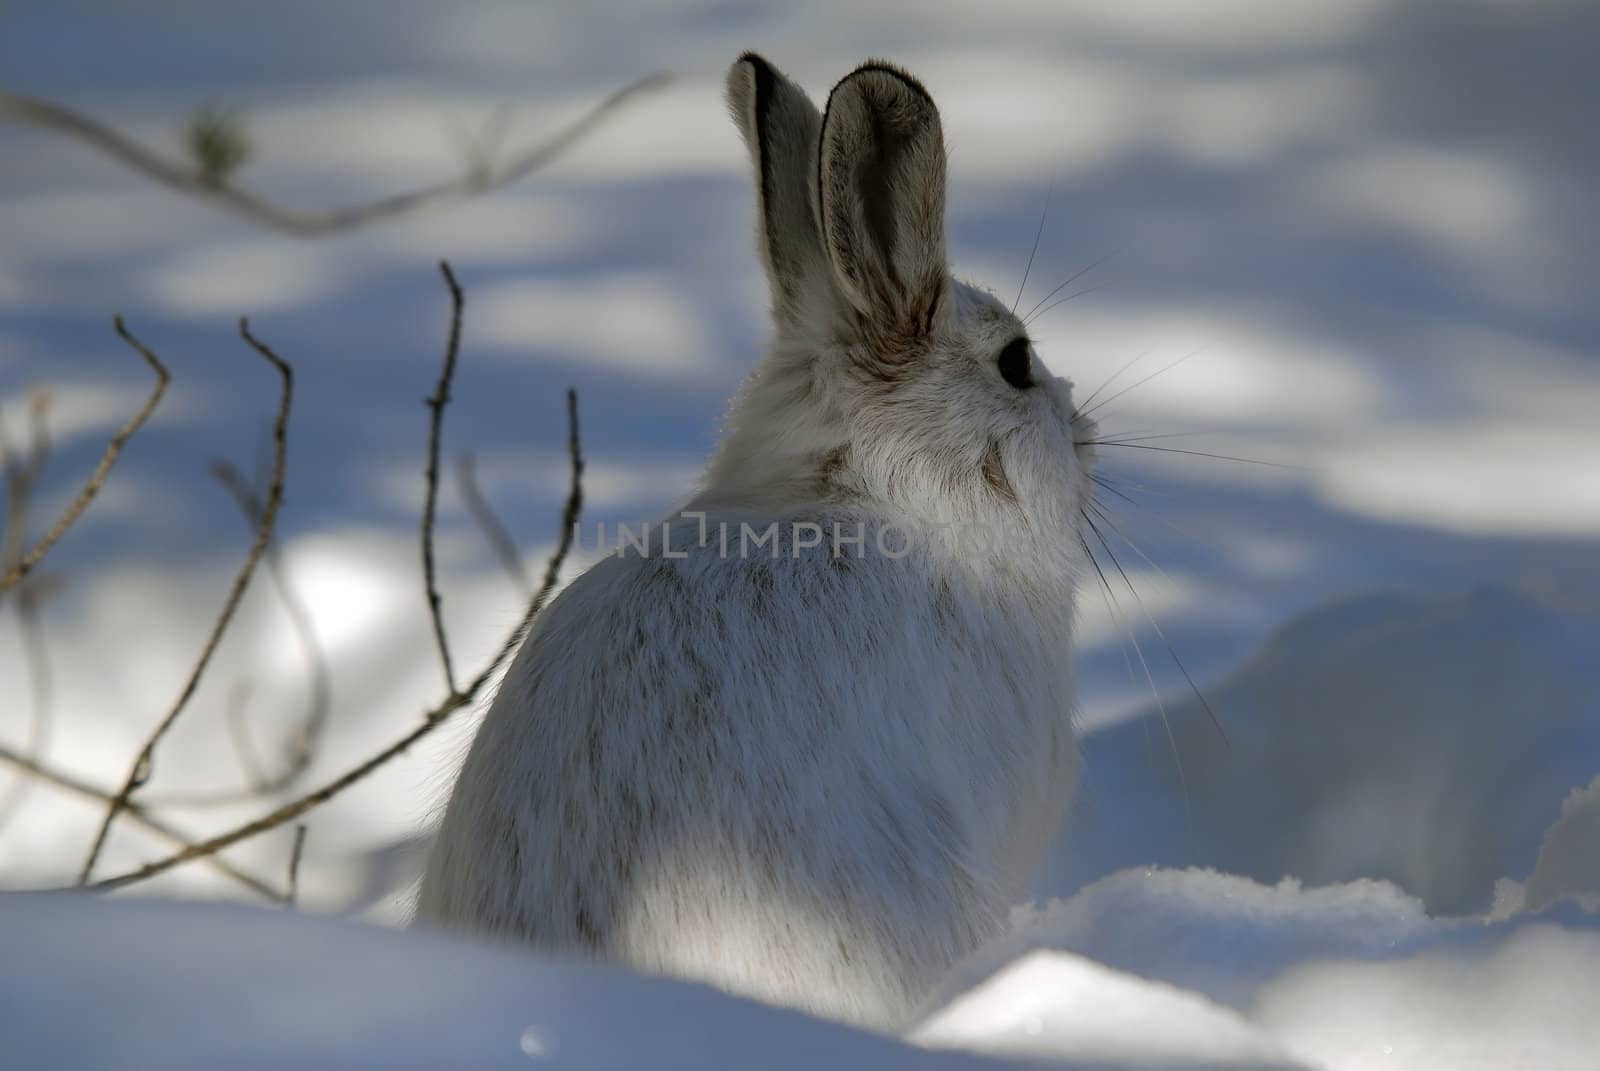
[0, 740, 283, 901]
[76, 277, 582, 894]
[0, 319, 169, 595]
[77, 320, 293, 883]
[84, 389, 583, 894]
[144, 457, 334, 807]
[0, 372, 279, 900]
[0, 74, 669, 237]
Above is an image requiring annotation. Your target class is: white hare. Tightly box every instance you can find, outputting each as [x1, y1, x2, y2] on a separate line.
[416, 53, 1096, 1030]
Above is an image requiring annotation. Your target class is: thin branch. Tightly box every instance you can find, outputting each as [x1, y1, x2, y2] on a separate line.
[0, 74, 669, 237]
[0, 394, 55, 834]
[537, 390, 585, 613]
[77, 320, 293, 883]
[84, 390, 583, 895]
[144, 457, 332, 807]
[0, 319, 169, 595]
[0, 586, 54, 835]
[222, 681, 268, 792]
[421, 261, 465, 694]
[0, 389, 52, 581]
[0, 741, 283, 901]
[215, 456, 331, 789]
[286, 824, 307, 908]
[457, 452, 532, 596]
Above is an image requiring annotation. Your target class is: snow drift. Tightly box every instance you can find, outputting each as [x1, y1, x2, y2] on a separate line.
[8, 862, 1599, 1070]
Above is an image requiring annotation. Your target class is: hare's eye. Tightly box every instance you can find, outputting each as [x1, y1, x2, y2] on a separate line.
[996, 338, 1034, 390]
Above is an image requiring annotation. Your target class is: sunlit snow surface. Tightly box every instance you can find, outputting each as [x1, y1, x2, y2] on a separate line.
[1, 1, 1598, 1067]
[8, 866, 1599, 1070]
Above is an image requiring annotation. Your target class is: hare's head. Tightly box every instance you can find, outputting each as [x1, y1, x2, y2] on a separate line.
[704, 55, 1094, 564]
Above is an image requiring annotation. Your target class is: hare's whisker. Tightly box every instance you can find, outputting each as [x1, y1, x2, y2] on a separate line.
[1020, 248, 1119, 324]
[1087, 431, 1211, 445]
[1024, 285, 1101, 326]
[1079, 528, 1160, 761]
[1079, 343, 1212, 421]
[1085, 504, 1227, 746]
[1086, 443, 1292, 469]
[1090, 472, 1140, 507]
[1012, 180, 1054, 314]
[1075, 347, 1154, 417]
[1081, 511, 1189, 799]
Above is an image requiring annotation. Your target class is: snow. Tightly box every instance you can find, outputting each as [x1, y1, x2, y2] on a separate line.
[2, 893, 1002, 1071]
[2, 1, 1598, 1067]
[1513, 775, 1600, 916]
[1252, 925, 1600, 1071]
[1056, 585, 1600, 917]
[913, 949, 1300, 1068]
[7, 865, 1598, 1069]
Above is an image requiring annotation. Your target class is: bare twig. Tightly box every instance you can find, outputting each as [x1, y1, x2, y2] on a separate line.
[84, 391, 583, 894]
[77, 320, 293, 883]
[221, 681, 268, 792]
[0, 74, 669, 237]
[0, 584, 54, 835]
[214, 455, 331, 786]
[537, 390, 585, 614]
[144, 456, 332, 807]
[421, 262, 465, 694]
[286, 824, 307, 907]
[0, 320, 169, 596]
[0, 394, 55, 833]
[445, 105, 515, 180]
[457, 452, 531, 596]
[0, 390, 53, 586]
[0, 741, 283, 901]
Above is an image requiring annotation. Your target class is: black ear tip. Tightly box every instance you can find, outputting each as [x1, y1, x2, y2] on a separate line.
[831, 58, 935, 107]
[730, 51, 779, 115]
[728, 52, 780, 118]
[735, 51, 775, 76]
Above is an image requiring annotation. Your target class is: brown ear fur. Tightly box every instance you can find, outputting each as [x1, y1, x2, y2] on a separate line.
[817, 61, 949, 344]
[726, 53, 829, 324]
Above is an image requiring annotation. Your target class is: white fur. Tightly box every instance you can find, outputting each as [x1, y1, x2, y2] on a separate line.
[415, 55, 1095, 1031]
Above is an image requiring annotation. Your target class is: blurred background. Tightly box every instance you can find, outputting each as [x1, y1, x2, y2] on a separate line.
[1, 0, 1595, 920]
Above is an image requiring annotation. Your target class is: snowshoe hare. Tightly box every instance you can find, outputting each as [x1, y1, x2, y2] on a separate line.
[416, 53, 1096, 1030]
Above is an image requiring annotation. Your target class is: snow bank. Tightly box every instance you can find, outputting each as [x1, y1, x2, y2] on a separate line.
[1523, 775, 1600, 913]
[3, 893, 1001, 1071]
[940, 867, 1600, 1069]
[1253, 924, 1600, 1071]
[1062, 585, 1600, 917]
[913, 950, 1298, 1068]
[7, 866, 1598, 1070]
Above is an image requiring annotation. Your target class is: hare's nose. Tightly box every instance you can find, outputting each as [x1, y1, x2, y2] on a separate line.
[1042, 375, 1084, 432]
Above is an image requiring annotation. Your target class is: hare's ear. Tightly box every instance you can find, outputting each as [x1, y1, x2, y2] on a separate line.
[818, 61, 948, 341]
[726, 53, 827, 323]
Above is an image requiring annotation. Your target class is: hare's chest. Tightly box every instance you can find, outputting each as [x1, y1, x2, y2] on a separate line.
[911, 585, 1077, 881]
